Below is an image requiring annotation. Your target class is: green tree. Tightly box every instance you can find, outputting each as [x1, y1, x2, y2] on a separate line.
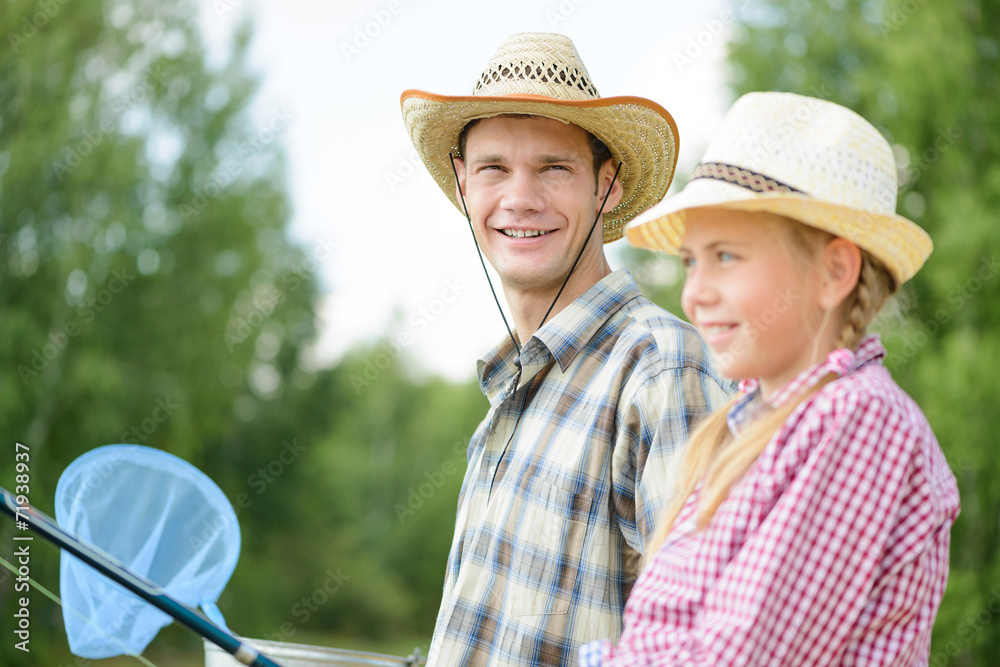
[0, 1, 318, 663]
[631, 1, 999, 664]
[215, 345, 486, 649]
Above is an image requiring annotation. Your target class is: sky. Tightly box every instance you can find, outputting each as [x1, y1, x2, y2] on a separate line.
[199, 0, 735, 381]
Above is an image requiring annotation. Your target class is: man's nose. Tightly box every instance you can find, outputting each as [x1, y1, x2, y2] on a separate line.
[501, 170, 545, 213]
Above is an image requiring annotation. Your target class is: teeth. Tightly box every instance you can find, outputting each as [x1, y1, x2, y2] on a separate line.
[501, 229, 550, 238]
[703, 324, 735, 335]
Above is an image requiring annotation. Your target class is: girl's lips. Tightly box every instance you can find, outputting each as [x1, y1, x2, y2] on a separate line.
[699, 322, 739, 346]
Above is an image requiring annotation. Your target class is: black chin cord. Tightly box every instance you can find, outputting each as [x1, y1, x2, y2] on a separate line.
[536, 160, 621, 331]
[449, 154, 621, 359]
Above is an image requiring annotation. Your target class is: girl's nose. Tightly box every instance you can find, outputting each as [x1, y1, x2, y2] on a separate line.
[681, 265, 718, 321]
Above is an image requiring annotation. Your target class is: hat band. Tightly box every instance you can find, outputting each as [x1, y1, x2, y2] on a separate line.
[691, 162, 807, 196]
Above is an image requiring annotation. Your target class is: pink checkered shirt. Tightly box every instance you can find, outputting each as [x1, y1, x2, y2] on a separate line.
[580, 335, 960, 666]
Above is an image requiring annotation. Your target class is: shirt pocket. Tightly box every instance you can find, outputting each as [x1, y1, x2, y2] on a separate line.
[499, 474, 597, 617]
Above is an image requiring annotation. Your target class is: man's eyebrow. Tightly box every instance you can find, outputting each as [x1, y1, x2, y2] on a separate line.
[468, 153, 585, 166]
[469, 154, 505, 165]
[538, 154, 584, 164]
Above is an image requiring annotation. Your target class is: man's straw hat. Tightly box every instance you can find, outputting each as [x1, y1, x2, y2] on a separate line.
[401, 32, 679, 243]
[626, 92, 932, 285]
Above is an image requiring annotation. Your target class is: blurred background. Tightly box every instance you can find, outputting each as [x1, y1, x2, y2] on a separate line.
[1, 0, 997, 665]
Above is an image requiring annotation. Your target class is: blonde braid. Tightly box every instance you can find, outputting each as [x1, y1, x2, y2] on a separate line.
[835, 252, 896, 351]
[780, 219, 896, 352]
[644, 374, 838, 564]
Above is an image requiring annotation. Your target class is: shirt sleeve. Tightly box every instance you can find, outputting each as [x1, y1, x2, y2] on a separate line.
[613, 363, 732, 554]
[607, 391, 955, 666]
[578, 639, 612, 667]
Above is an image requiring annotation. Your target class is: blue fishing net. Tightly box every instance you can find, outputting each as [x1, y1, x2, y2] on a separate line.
[55, 444, 240, 658]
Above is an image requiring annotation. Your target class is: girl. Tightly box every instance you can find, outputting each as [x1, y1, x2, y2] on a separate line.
[580, 92, 960, 665]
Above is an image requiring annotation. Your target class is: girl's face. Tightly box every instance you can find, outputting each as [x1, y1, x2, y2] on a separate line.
[679, 209, 830, 399]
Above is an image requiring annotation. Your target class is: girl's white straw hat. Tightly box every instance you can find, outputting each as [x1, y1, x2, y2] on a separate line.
[626, 91, 933, 286]
[401, 32, 679, 243]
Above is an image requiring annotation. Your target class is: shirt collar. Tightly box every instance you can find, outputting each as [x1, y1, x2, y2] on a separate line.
[477, 269, 641, 406]
[728, 334, 886, 434]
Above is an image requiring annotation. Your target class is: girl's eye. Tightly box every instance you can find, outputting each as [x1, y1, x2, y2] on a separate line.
[718, 251, 736, 262]
[680, 255, 695, 269]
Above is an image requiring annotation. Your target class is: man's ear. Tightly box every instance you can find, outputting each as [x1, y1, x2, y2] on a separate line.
[596, 159, 624, 212]
[818, 237, 862, 311]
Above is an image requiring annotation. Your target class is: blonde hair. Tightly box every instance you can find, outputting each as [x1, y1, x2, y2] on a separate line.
[644, 219, 896, 560]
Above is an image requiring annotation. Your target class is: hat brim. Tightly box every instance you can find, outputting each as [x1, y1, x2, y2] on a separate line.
[401, 91, 679, 243]
[625, 178, 932, 285]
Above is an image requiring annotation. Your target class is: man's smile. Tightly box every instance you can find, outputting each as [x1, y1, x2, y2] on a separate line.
[499, 228, 554, 238]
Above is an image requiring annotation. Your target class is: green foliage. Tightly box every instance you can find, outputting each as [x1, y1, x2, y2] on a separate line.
[215, 350, 485, 646]
[0, 1, 490, 663]
[0, 0, 319, 663]
[629, 1, 999, 663]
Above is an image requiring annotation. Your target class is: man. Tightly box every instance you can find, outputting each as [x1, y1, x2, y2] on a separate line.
[401, 33, 731, 666]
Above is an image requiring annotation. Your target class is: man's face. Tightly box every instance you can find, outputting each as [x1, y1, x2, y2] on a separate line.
[455, 116, 619, 297]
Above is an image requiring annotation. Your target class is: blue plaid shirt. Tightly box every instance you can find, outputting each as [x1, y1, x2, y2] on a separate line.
[427, 269, 731, 666]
